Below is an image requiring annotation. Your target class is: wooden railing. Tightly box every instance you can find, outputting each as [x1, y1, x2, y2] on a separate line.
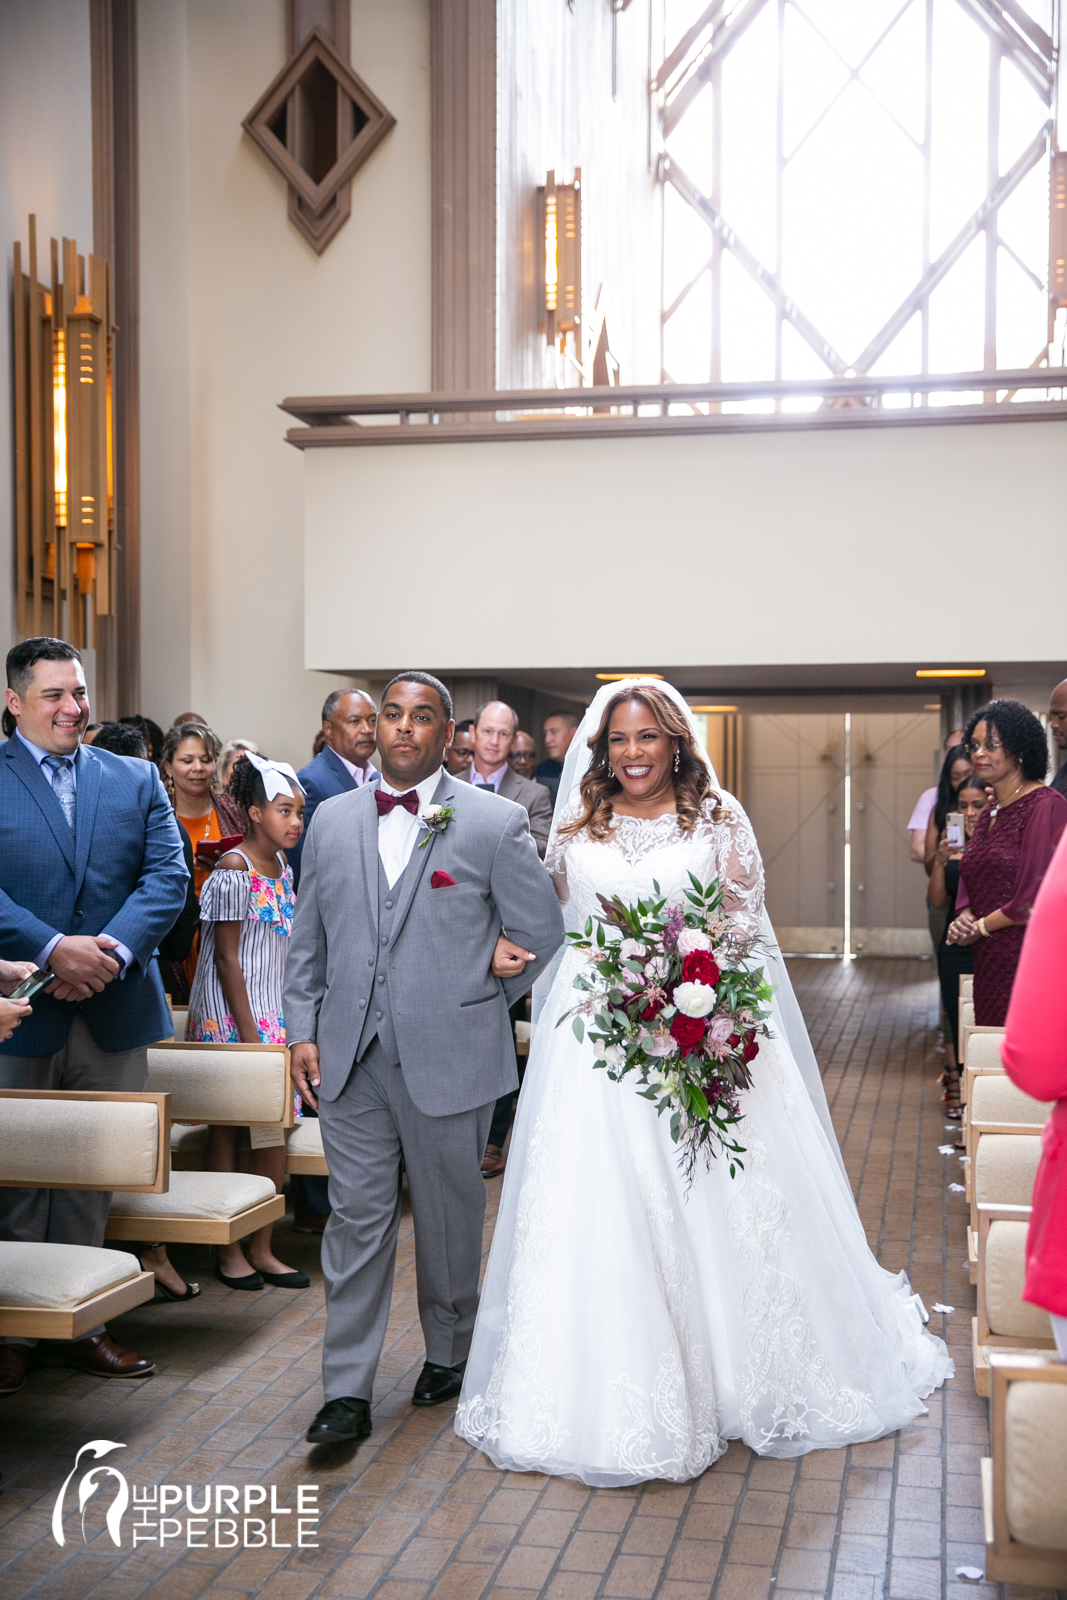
[281, 367, 1067, 448]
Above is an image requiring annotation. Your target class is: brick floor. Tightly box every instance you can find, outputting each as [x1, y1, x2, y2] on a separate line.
[1, 959, 1062, 1600]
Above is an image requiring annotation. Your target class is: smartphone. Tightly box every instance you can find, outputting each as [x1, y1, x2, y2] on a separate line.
[945, 812, 965, 849]
[8, 968, 53, 1001]
[194, 834, 243, 865]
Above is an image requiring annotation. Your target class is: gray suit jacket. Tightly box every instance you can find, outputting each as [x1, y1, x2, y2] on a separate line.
[282, 771, 564, 1116]
[459, 766, 554, 858]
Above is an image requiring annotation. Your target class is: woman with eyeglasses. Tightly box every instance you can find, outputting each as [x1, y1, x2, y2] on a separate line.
[946, 700, 1067, 1025]
[928, 777, 992, 1114]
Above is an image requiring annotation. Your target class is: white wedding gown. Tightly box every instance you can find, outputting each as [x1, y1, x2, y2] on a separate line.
[455, 797, 953, 1486]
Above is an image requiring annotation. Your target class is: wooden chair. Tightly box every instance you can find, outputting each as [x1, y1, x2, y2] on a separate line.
[983, 1352, 1067, 1587]
[967, 1126, 1043, 1284]
[105, 1042, 292, 1249]
[972, 1202, 1055, 1395]
[0, 1090, 165, 1341]
[960, 1023, 1005, 1106]
[286, 1119, 328, 1176]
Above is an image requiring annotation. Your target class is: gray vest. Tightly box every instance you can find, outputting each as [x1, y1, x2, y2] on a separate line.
[353, 856, 408, 1066]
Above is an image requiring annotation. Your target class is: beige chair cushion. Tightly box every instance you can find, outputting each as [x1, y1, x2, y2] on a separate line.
[0, 1242, 141, 1309]
[967, 1032, 1006, 1072]
[986, 1221, 1053, 1339]
[975, 1135, 1042, 1207]
[961, 1000, 975, 1031]
[972, 1074, 1052, 1127]
[146, 1047, 287, 1123]
[287, 1120, 324, 1158]
[959, 975, 973, 1001]
[171, 1124, 208, 1170]
[1005, 1380, 1067, 1549]
[0, 1099, 159, 1188]
[109, 1171, 275, 1220]
[169, 1008, 188, 1042]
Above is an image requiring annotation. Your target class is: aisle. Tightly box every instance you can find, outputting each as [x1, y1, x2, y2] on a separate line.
[0, 960, 1014, 1600]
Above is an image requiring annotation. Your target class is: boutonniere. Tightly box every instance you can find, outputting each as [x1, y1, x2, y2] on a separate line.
[418, 803, 455, 848]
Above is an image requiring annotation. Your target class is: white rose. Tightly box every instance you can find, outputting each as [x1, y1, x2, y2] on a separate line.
[421, 804, 444, 822]
[677, 929, 712, 954]
[619, 939, 647, 960]
[647, 955, 669, 981]
[674, 980, 716, 1018]
[593, 1039, 607, 1060]
[604, 1044, 626, 1069]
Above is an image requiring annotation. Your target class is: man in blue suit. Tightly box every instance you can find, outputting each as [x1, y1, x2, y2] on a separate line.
[289, 689, 378, 887]
[0, 637, 188, 1396]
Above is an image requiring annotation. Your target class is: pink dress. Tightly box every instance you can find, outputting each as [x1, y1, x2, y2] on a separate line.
[957, 785, 1067, 1025]
[1001, 829, 1067, 1318]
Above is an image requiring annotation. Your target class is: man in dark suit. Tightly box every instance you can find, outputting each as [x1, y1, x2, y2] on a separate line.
[0, 638, 188, 1395]
[289, 689, 378, 887]
[458, 701, 554, 1175]
[537, 708, 581, 808]
[458, 701, 553, 859]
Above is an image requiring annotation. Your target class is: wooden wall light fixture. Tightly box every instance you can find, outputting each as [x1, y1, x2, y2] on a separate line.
[539, 169, 582, 350]
[12, 216, 115, 648]
[242, 7, 395, 255]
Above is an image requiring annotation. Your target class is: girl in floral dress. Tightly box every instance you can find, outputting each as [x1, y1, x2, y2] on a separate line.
[188, 754, 309, 1289]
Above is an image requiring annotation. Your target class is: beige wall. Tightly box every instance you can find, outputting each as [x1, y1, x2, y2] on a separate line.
[0, 0, 94, 675]
[137, 0, 431, 767]
[301, 417, 1067, 676]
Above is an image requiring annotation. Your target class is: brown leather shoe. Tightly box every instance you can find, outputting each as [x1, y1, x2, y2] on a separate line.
[0, 1345, 30, 1396]
[481, 1145, 506, 1179]
[52, 1333, 155, 1379]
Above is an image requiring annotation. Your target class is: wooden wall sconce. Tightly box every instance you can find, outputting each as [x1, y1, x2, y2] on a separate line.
[242, 3, 395, 255]
[12, 216, 115, 648]
[539, 169, 582, 349]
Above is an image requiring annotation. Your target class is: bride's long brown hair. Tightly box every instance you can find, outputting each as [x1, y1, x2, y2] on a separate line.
[559, 687, 721, 843]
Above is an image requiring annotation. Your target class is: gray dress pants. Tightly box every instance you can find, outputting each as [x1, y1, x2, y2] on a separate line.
[0, 1014, 148, 1345]
[318, 1037, 495, 1402]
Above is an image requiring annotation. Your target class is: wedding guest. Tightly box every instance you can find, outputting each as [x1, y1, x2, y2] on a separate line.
[311, 729, 326, 758]
[172, 710, 207, 727]
[538, 709, 581, 807]
[928, 777, 992, 1114]
[460, 702, 552, 857]
[289, 690, 377, 886]
[187, 754, 309, 1290]
[907, 727, 965, 864]
[0, 636, 188, 1392]
[1000, 827, 1067, 1360]
[120, 715, 164, 765]
[1048, 677, 1067, 797]
[91, 721, 149, 761]
[0, 961, 36, 1044]
[923, 745, 974, 870]
[947, 700, 1067, 1024]
[161, 723, 243, 993]
[219, 738, 260, 790]
[82, 724, 102, 745]
[445, 722, 475, 777]
[508, 731, 539, 781]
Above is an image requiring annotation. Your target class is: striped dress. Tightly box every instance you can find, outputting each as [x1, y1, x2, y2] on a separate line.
[187, 849, 294, 1045]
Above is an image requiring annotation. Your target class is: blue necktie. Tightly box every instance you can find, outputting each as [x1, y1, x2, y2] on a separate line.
[44, 755, 77, 835]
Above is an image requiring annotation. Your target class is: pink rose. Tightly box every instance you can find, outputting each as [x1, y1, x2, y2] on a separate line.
[708, 1014, 733, 1046]
[677, 929, 712, 955]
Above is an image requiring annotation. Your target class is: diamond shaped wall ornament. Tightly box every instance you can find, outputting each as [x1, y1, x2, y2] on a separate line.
[242, 25, 395, 253]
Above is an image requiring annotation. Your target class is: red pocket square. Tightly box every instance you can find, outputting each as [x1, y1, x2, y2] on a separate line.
[431, 871, 457, 889]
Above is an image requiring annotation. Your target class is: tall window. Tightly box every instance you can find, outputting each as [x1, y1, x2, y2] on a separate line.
[659, 0, 1058, 400]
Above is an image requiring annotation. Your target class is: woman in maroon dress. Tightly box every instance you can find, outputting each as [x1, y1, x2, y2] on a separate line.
[947, 700, 1067, 1025]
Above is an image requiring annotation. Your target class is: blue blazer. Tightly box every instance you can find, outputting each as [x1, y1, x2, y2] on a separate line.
[0, 736, 189, 1055]
[290, 745, 377, 885]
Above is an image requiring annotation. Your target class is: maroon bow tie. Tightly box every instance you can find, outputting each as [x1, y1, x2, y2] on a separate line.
[375, 789, 419, 817]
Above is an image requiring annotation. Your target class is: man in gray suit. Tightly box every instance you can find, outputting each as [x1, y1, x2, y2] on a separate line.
[458, 701, 554, 858]
[284, 671, 564, 1446]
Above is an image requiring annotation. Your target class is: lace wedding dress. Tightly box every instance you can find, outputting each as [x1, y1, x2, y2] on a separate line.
[455, 796, 953, 1487]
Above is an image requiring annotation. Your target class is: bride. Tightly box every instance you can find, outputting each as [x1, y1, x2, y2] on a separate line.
[455, 678, 952, 1487]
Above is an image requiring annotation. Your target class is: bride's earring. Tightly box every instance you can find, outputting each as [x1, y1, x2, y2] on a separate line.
[673, 748, 681, 773]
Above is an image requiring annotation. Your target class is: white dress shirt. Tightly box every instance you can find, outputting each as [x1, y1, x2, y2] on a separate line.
[377, 768, 443, 889]
[470, 762, 508, 792]
[15, 728, 134, 975]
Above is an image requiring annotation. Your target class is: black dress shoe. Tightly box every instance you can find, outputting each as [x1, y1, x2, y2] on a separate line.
[306, 1396, 372, 1444]
[214, 1264, 265, 1291]
[412, 1360, 466, 1407]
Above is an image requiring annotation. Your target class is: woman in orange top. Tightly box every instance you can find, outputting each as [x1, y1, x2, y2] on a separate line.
[161, 723, 244, 991]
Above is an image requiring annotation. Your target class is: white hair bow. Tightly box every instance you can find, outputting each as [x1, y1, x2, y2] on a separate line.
[245, 751, 306, 802]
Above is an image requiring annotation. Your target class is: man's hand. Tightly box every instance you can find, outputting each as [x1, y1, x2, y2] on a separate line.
[291, 1042, 321, 1111]
[47, 935, 121, 1002]
[0, 960, 37, 997]
[492, 934, 536, 979]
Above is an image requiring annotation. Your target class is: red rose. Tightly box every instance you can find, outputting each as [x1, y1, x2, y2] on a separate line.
[727, 1032, 741, 1050]
[670, 1012, 707, 1052]
[640, 996, 663, 1022]
[682, 951, 721, 987]
[742, 1032, 759, 1063]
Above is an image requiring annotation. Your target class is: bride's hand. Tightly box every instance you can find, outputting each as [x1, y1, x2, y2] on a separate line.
[492, 935, 535, 979]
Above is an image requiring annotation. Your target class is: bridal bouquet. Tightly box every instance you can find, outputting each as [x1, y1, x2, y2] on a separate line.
[561, 873, 773, 1179]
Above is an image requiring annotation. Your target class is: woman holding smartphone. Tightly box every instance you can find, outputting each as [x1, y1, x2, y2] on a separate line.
[928, 778, 992, 1116]
[0, 960, 38, 1042]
